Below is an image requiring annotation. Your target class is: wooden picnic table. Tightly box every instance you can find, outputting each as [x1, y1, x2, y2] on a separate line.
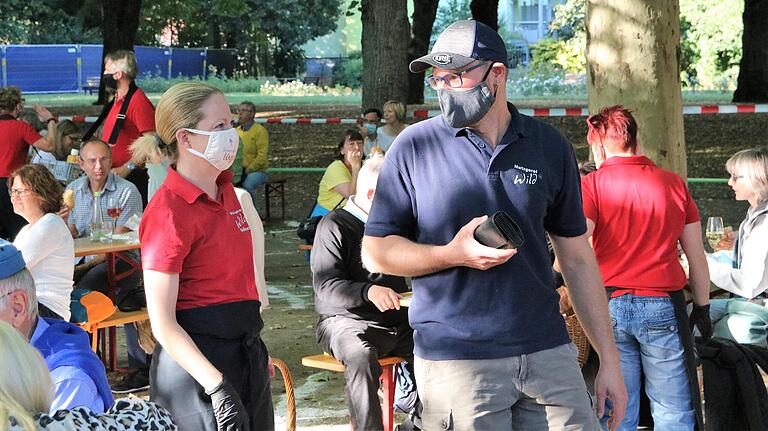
[74, 233, 143, 370]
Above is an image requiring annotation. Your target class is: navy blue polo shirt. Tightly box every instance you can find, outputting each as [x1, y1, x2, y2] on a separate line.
[365, 103, 586, 360]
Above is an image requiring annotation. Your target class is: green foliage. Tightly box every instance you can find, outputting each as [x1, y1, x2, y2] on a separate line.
[507, 64, 586, 97]
[136, 0, 343, 77]
[332, 52, 363, 88]
[530, 37, 585, 73]
[680, 0, 743, 90]
[1, 0, 101, 44]
[136, 74, 268, 94]
[538, 0, 743, 90]
[431, 0, 472, 45]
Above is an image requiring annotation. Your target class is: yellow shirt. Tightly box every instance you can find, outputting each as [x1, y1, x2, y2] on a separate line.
[238, 123, 269, 173]
[317, 160, 351, 210]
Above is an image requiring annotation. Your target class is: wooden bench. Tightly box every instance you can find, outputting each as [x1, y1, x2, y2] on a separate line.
[78, 309, 150, 371]
[264, 179, 286, 220]
[302, 353, 404, 431]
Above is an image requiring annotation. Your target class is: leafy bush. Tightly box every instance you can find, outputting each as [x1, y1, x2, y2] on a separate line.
[137, 72, 267, 94]
[332, 52, 363, 88]
[507, 65, 586, 97]
[530, 38, 585, 73]
[259, 80, 356, 97]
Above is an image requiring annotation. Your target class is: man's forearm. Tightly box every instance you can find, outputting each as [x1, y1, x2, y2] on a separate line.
[362, 235, 452, 277]
[553, 238, 619, 361]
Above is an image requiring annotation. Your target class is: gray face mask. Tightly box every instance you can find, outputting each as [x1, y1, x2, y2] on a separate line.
[437, 82, 496, 128]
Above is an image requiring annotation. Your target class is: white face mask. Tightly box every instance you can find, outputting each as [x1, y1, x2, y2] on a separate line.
[183, 127, 239, 171]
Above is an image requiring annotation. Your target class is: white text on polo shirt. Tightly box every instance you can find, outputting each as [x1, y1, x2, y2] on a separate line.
[230, 209, 252, 232]
[513, 164, 538, 185]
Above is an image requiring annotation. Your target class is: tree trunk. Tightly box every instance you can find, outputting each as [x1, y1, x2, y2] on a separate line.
[361, 0, 410, 110]
[407, 0, 440, 105]
[99, 0, 142, 104]
[732, 0, 768, 103]
[470, 0, 499, 31]
[586, 0, 687, 177]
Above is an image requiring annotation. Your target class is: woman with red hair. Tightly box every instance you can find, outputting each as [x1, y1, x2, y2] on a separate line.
[582, 105, 710, 431]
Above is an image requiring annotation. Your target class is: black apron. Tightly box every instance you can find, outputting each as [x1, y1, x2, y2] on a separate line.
[150, 300, 274, 430]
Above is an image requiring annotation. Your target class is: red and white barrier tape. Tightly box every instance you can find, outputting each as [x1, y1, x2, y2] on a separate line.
[58, 104, 768, 124]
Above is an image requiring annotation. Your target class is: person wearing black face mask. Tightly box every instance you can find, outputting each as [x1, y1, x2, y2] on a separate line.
[361, 19, 628, 431]
[82, 50, 156, 208]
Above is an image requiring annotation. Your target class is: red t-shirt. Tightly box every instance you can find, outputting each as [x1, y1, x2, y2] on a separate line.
[0, 118, 41, 177]
[139, 167, 259, 310]
[581, 155, 700, 296]
[101, 88, 155, 167]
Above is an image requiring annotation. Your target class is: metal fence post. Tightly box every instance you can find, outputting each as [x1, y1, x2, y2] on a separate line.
[167, 47, 173, 79]
[203, 48, 208, 80]
[1, 46, 6, 88]
[76, 44, 83, 93]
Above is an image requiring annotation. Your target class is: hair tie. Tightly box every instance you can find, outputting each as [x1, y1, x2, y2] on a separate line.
[154, 134, 167, 149]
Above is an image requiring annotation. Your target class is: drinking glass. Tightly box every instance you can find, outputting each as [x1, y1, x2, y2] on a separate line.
[106, 197, 121, 240]
[706, 216, 725, 251]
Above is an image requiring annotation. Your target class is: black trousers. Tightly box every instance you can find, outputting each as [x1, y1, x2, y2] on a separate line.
[317, 316, 415, 431]
[125, 168, 149, 208]
[0, 177, 27, 240]
[151, 300, 274, 431]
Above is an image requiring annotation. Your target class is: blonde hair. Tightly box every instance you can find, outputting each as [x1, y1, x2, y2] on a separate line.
[726, 147, 768, 205]
[0, 321, 53, 431]
[131, 82, 223, 165]
[105, 50, 138, 81]
[383, 100, 406, 122]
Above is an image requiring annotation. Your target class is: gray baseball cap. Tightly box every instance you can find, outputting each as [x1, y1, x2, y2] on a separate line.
[410, 20, 508, 73]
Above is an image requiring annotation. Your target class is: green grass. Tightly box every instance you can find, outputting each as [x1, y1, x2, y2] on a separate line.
[24, 89, 734, 109]
[24, 92, 362, 107]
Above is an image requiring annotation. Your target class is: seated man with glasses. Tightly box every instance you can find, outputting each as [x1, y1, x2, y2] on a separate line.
[64, 138, 150, 393]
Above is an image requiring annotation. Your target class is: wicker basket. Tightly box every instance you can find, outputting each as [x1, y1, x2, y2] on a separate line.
[564, 312, 591, 367]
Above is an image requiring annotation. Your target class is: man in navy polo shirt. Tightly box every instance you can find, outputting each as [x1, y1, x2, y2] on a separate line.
[362, 20, 627, 431]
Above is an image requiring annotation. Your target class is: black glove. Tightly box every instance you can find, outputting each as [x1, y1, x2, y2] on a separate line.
[689, 304, 712, 340]
[206, 379, 251, 431]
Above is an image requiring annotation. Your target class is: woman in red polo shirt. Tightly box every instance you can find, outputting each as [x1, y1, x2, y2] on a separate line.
[0, 87, 56, 240]
[131, 82, 273, 431]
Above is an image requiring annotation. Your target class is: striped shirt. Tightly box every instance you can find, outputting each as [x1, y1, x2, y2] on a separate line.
[66, 173, 143, 238]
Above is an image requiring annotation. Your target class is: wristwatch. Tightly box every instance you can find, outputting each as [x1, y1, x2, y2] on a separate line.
[125, 162, 137, 171]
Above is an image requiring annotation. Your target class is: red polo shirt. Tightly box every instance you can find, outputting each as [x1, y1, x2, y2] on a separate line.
[101, 88, 155, 167]
[0, 118, 41, 177]
[581, 155, 699, 296]
[140, 167, 259, 310]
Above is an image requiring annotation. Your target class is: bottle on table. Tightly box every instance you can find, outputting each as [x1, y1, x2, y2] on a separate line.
[90, 191, 107, 242]
[67, 149, 80, 164]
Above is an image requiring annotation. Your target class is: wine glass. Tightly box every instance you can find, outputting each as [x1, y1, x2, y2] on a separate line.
[706, 216, 725, 251]
[106, 197, 121, 240]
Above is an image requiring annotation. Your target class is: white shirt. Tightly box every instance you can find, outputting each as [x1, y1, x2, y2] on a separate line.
[707, 203, 768, 299]
[14, 213, 75, 320]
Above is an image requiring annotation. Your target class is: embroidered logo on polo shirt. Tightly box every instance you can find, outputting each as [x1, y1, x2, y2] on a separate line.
[513, 164, 538, 185]
[432, 54, 452, 65]
[230, 209, 251, 232]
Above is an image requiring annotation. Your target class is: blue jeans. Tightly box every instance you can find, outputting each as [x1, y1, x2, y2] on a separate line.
[603, 295, 695, 431]
[242, 171, 268, 191]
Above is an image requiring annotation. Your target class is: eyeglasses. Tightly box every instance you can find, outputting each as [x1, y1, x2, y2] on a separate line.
[426, 62, 492, 90]
[9, 188, 32, 198]
[80, 157, 111, 167]
[729, 173, 745, 181]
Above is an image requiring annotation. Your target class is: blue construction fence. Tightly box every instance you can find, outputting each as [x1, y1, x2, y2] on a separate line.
[0, 45, 237, 94]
